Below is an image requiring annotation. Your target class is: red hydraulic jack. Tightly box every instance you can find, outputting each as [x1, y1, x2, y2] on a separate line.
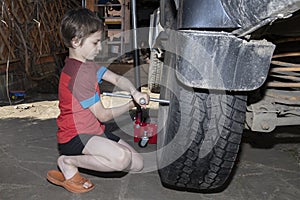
[133, 103, 158, 148]
[129, 0, 152, 147]
[102, 92, 170, 147]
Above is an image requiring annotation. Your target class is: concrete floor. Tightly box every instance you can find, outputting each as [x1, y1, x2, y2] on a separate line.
[0, 103, 300, 200]
[0, 64, 300, 199]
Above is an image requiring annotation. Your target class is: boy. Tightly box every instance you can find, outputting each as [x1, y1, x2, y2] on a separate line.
[46, 8, 149, 193]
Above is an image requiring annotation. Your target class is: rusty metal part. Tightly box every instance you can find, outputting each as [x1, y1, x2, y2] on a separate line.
[266, 89, 300, 102]
[247, 37, 300, 132]
[268, 48, 300, 88]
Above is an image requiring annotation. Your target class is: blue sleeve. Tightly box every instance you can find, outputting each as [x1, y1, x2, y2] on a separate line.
[71, 63, 103, 109]
[97, 67, 107, 83]
[80, 92, 100, 109]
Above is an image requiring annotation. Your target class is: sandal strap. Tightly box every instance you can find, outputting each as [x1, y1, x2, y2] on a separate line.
[68, 172, 93, 188]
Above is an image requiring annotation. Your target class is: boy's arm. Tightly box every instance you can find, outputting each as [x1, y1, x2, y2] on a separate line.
[89, 100, 134, 122]
[88, 69, 150, 122]
[102, 69, 149, 108]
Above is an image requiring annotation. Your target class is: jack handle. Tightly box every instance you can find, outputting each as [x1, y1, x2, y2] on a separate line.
[102, 92, 170, 104]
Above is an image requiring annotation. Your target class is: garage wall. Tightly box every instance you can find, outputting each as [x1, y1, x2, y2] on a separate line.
[0, 0, 81, 101]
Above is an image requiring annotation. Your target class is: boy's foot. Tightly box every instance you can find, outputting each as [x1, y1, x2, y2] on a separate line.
[47, 170, 94, 193]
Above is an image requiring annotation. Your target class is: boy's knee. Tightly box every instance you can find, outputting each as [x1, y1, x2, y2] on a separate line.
[114, 147, 132, 171]
[131, 153, 144, 172]
[131, 159, 144, 172]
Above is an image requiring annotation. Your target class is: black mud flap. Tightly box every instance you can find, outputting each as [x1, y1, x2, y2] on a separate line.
[174, 30, 275, 91]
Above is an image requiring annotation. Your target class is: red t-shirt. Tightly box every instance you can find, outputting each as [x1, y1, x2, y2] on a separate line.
[56, 57, 107, 144]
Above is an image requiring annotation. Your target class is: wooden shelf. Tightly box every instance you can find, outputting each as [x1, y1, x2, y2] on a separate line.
[107, 41, 122, 44]
[90, 1, 127, 58]
[95, 4, 122, 7]
[103, 16, 122, 19]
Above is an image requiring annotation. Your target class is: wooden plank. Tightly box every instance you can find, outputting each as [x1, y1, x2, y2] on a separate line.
[0, 28, 16, 59]
[86, 0, 96, 11]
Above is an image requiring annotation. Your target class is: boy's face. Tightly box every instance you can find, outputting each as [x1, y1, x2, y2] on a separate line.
[75, 31, 102, 61]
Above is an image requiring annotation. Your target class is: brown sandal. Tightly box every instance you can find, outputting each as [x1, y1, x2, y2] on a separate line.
[47, 170, 94, 193]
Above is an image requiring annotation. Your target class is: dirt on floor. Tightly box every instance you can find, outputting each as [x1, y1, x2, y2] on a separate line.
[0, 86, 159, 120]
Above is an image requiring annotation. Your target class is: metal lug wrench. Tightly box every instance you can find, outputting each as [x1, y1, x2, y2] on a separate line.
[102, 92, 170, 104]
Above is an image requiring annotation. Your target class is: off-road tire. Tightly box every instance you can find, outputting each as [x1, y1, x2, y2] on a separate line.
[157, 54, 247, 191]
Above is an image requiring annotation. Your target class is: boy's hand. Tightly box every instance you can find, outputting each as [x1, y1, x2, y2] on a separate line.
[131, 90, 149, 109]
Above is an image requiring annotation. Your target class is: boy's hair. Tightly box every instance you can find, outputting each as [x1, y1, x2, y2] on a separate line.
[60, 8, 104, 48]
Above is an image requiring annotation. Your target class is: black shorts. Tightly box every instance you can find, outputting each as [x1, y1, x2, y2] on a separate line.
[58, 132, 120, 156]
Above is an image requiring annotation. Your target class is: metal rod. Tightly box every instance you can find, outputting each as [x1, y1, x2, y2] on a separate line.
[271, 75, 300, 82]
[271, 60, 300, 68]
[271, 70, 300, 77]
[272, 52, 300, 58]
[102, 92, 170, 104]
[131, 0, 141, 91]
[267, 82, 300, 88]
[271, 67, 300, 72]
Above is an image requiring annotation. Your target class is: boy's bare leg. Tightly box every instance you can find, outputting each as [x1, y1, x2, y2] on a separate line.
[57, 136, 143, 179]
[117, 139, 144, 172]
[82, 137, 143, 172]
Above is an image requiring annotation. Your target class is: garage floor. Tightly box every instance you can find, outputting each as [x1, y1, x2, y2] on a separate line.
[0, 64, 299, 200]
